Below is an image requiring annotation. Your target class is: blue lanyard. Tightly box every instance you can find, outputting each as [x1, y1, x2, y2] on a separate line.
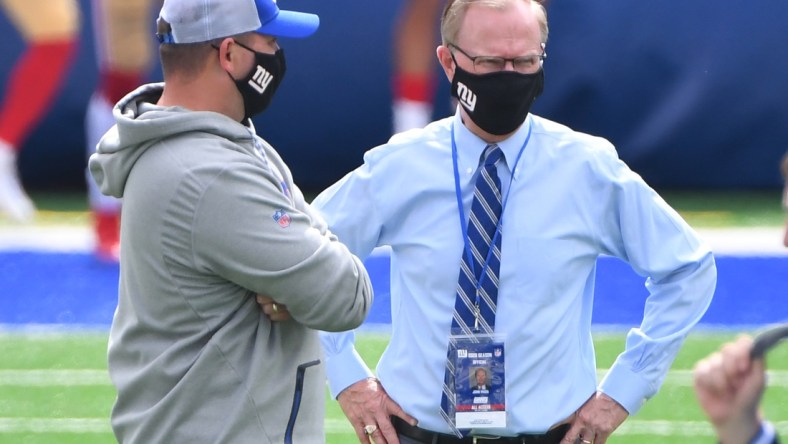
[451, 120, 532, 305]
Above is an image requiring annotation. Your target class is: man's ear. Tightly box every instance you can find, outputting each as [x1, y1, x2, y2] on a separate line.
[436, 45, 455, 83]
[217, 37, 239, 74]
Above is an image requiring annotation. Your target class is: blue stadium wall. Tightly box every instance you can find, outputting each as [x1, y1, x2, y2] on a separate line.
[1, 0, 787, 193]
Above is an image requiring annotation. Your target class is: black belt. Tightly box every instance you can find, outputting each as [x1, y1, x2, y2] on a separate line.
[392, 416, 570, 444]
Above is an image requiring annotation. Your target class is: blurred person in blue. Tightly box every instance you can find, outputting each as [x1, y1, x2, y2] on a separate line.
[312, 0, 717, 443]
[0, 0, 79, 222]
[88, 0, 373, 442]
[694, 334, 783, 444]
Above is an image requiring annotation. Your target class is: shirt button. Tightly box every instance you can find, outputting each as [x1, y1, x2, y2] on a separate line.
[466, 168, 473, 175]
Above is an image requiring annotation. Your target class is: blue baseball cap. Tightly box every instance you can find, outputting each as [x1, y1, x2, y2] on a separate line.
[256, 0, 319, 38]
[157, 0, 319, 44]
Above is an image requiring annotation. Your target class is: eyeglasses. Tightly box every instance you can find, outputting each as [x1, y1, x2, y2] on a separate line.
[448, 43, 546, 74]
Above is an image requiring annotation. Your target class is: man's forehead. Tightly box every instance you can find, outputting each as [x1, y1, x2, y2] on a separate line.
[456, 4, 540, 47]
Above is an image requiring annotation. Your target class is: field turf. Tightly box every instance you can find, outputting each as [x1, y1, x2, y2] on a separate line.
[0, 331, 786, 443]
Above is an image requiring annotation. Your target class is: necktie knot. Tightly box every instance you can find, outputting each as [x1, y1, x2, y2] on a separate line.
[481, 144, 503, 168]
[451, 142, 503, 334]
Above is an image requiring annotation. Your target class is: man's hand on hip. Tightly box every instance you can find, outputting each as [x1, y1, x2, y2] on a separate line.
[338, 377, 417, 444]
[561, 392, 628, 444]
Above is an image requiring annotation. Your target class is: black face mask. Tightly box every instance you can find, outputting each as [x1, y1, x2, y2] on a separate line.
[450, 59, 544, 136]
[230, 41, 286, 121]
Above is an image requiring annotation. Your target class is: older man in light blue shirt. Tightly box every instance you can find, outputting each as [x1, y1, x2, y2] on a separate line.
[314, 1, 716, 443]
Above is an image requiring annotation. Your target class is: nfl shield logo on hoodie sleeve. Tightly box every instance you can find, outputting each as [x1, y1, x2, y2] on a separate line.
[272, 209, 291, 228]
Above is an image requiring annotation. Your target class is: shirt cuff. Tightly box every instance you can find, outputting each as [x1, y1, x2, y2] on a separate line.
[325, 344, 374, 399]
[598, 363, 653, 415]
[750, 421, 777, 444]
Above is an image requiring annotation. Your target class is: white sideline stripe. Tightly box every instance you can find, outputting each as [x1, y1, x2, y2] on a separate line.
[2, 369, 787, 387]
[1, 418, 786, 436]
[699, 227, 788, 256]
[0, 226, 786, 255]
[0, 226, 93, 252]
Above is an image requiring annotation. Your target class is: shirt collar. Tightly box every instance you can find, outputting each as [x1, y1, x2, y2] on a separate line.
[451, 107, 533, 171]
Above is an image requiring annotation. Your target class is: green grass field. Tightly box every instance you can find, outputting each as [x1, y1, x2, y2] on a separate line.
[0, 331, 786, 443]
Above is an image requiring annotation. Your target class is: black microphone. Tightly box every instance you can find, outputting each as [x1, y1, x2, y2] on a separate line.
[750, 323, 788, 359]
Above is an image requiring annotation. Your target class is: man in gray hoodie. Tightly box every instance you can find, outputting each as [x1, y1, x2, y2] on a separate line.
[88, 0, 373, 442]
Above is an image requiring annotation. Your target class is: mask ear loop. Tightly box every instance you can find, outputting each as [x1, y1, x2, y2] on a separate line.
[209, 40, 244, 83]
[750, 324, 788, 359]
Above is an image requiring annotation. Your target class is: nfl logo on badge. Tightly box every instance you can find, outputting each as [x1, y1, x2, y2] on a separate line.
[273, 209, 291, 228]
[494, 348, 502, 357]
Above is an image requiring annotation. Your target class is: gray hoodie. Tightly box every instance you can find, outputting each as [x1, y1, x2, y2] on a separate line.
[90, 83, 372, 443]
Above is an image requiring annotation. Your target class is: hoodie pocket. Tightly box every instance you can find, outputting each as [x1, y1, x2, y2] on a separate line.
[284, 359, 321, 444]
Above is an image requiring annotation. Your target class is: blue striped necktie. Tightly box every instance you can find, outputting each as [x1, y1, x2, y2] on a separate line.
[440, 144, 504, 432]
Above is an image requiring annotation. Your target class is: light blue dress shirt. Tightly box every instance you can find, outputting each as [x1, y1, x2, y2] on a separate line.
[314, 109, 716, 436]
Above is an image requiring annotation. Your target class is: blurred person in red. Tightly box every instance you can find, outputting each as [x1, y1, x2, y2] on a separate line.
[0, 0, 80, 222]
[391, 0, 444, 134]
[84, 0, 160, 260]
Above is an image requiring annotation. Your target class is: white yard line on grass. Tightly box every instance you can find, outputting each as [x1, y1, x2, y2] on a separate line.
[0, 369, 109, 386]
[0, 418, 111, 434]
[2, 368, 787, 387]
[0, 417, 786, 436]
[0, 368, 786, 436]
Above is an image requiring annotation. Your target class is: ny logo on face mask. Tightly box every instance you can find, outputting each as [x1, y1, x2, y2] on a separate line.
[248, 65, 274, 94]
[457, 81, 477, 112]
